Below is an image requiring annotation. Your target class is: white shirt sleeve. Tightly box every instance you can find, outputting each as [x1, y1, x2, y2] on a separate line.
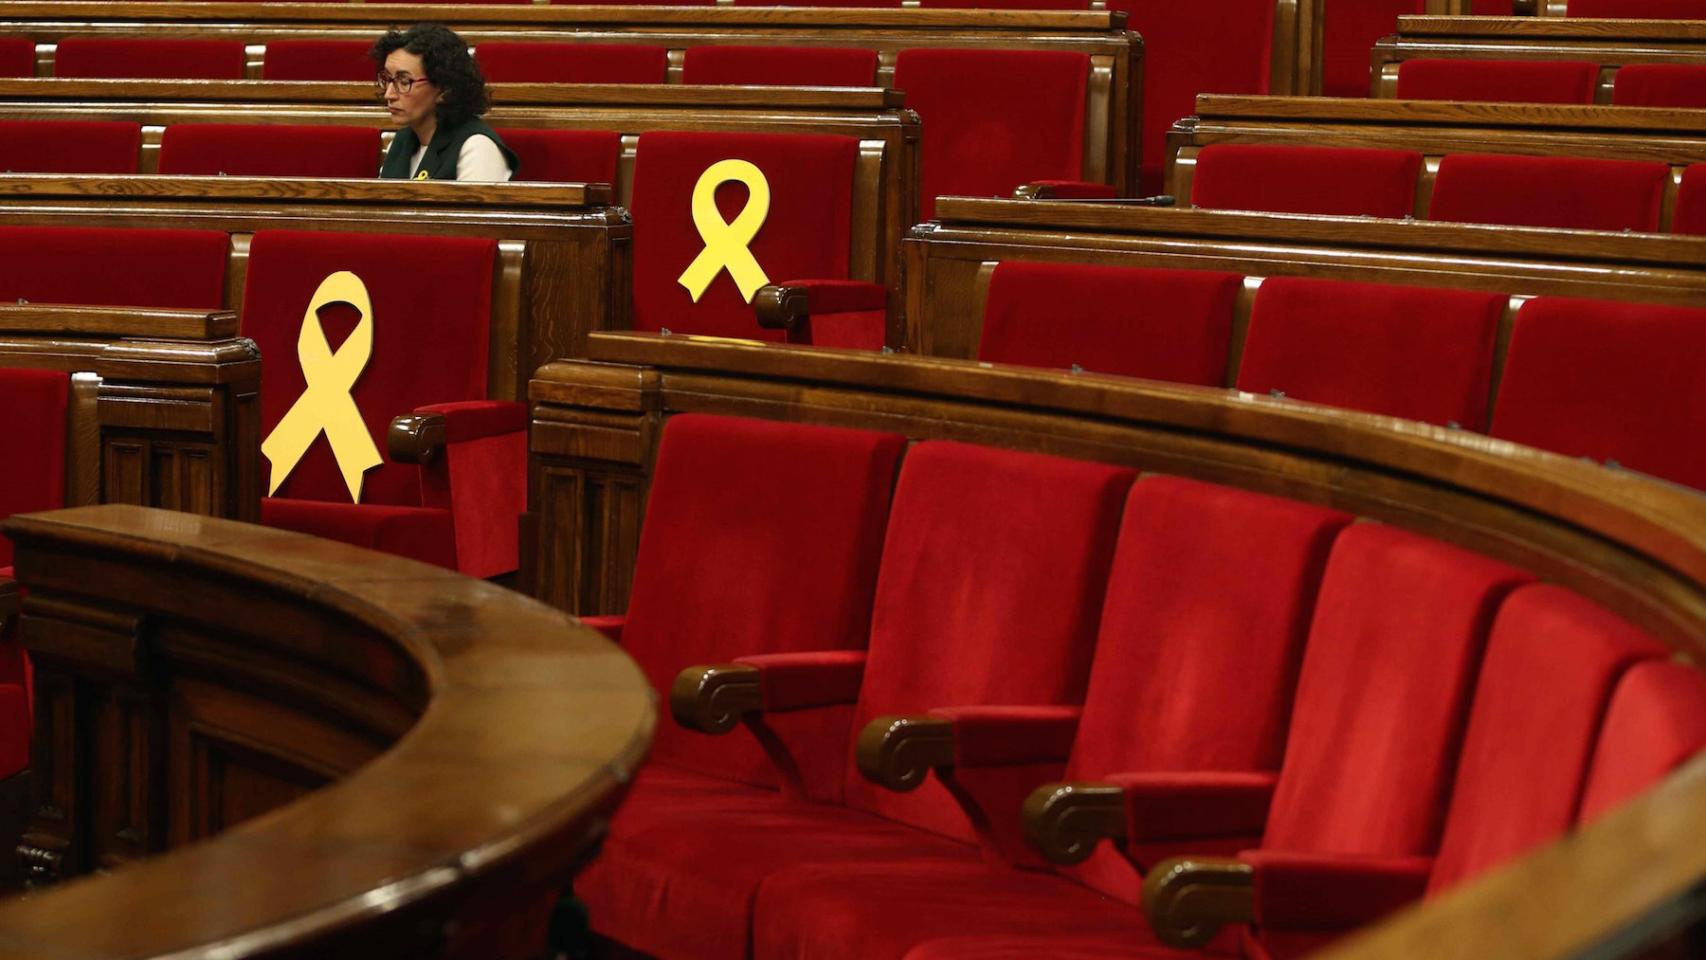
[457, 134, 514, 183]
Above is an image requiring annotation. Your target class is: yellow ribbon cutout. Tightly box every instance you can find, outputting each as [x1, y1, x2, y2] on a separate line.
[677, 159, 772, 303]
[260, 271, 384, 503]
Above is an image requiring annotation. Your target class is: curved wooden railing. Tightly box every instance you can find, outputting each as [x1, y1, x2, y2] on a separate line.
[0, 505, 654, 958]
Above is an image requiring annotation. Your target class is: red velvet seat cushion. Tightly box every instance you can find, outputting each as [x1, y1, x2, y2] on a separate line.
[0, 368, 69, 570]
[1613, 64, 1706, 107]
[0, 37, 31, 77]
[1236, 277, 1505, 429]
[475, 42, 668, 83]
[257, 498, 457, 570]
[1569, 0, 1706, 15]
[0, 120, 140, 174]
[682, 45, 879, 86]
[1396, 59, 1600, 104]
[496, 128, 621, 185]
[158, 124, 380, 178]
[0, 226, 227, 308]
[1429, 154, 1669, 232]
[242, 230, 496, 508]
[54, 38, 247, 80]
[1322, 0, 1423, 97]
[1577, 661, 1706, 824]
[1489, 297, 1706, 490]
[893, 49, 1089, 219]
[630, 131, 859, 339]
[1426, 585, 1663, 893]
[978, 261, 1242, 384]
[1191, 144, 1422, 218]
[1674, 163, 1706, 235]
[261, 39, 373, 81]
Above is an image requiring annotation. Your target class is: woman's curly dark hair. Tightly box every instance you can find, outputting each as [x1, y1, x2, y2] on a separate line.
[370, 23, 489, 129]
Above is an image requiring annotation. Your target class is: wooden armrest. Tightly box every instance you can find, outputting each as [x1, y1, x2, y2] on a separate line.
[1143, 856, 1255, 949]
[1022, 781, 1128, 865]
[387, 413, 446, 465]
[670, 663, 762, 734]
[754, 285, 810, 332]
[855, 714, 955, 792]
[0, 304, 237, 340]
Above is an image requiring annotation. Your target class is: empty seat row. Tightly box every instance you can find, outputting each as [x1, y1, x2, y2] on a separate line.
[570, 412, 1706, 959]
[1396, 58, 1706, 107]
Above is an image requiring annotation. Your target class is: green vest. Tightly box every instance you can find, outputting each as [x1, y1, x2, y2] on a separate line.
[379, 117, 519, 181]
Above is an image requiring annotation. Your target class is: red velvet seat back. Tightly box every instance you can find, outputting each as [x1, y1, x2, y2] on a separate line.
[242, 230, 496, 506]
[1236, 277, 1505, 429]
[261, 40, 374, 81]
[1577, 661, 1706, 824]
[54, 38, 247, 80]
[844, 441, 1133, 841]
[158, 124, 381, 178]
[682, 45, 879, 86]
[1613, 64, 1706, 107]
[1191, 144, 1422, 219]
[978, 261, 1242, 384]
[1489, 297, 1706, 490]
[1263, 524, 1528, 856]
[1066, 476, 1349, 901]
[0, 226, 226, 308]
[1107, 0, 1274, 194]
[0, 37, 33, 77]
[1426, 585, 1662, 894]
[893, 49, 1089, 219]
[621, 414, 906, 786]
[1569, 0, 1706, 15]
[498, 128, 621, 185]
[476, 42, 669, 83]
[630, 131, 858, 339]
[1323, 0, 1423, 97]
[1396, 59, 1600, 104]
[1674, 163, 1706, 235]
[0, 369, 69, 570]
[1429, 154, 1668, 233]
[0, 120, 140, 174]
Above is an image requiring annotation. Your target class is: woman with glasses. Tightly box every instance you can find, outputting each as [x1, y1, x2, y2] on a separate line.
[372, 24, 517, 182]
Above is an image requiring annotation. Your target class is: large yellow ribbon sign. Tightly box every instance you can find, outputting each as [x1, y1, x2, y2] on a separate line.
[677, 159, 773, 303]
[260, 271, 384, 503]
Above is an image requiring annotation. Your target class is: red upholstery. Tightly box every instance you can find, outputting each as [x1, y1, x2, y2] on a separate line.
[475, 42, 668, 83]
[257, 499, 457, 570]
[0, 226, 227, 308]
[1429, 154, 1669, 233]
[0, 37, 31, 77]
[978, 261, 1242, 384]
[1569, 0, 1706, 15]
[158, 124, 381, 178]
[630, 131, 860, 339]
[1490, 297, 1706, 490]
[414, 400, 526, 580]
[496, 128, 621, 185]
[682, 45, 880, 86]
[893, 49, 1090, 219]
[0, 368, 69, 570]
[0, 120, 140, 174]
[1675, 163, 1706, 235]
[53, 38, 247, 80]
[1108, 0, 1275, 193]
[261, 40, 374, 81]
[1236, 277, 1506, 429]
[1322, 0, 1423, 97]
[1396, 59, 1600, 104]
[1613, 64, 1706, 107]
[1578, 661, 1706, 824]
[1191, 144, 1422, 218]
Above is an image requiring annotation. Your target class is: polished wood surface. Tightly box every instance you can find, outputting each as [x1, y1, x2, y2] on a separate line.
[0, 503, 653, 956]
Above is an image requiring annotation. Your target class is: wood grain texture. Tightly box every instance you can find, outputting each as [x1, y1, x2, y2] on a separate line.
[0, 305, 237, 339]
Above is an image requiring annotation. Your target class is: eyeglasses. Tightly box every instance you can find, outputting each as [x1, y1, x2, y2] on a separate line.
[376, 71, 430, 95]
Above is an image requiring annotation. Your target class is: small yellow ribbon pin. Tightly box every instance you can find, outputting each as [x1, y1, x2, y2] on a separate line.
[677, 159, 772, 303]
[260, 271, 384, 503]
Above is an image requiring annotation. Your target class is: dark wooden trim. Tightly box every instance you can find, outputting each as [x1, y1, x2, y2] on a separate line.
[1398, 14, 1706, 39]
[386, 413, 445, 466]
[853, 714, 954, 793]
[668, 664, 761, 736]
[1021, 782, 1128, 865]
[1142, 856, 1256, 948]
[0, 305, 237, 340]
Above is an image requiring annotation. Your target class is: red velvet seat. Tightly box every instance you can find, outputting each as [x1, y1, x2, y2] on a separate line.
[0, 120, 140, 174]
[1429, 154, 1669, 232]
[475, 42, 669, 83]
[682, 45, 879, 86]
[261, 40, 373, 81]
[893, 49, 1094, 218]
[497, 128, 621, 184]
[1489, 297, 1706, 491]
[1190, 144, 1422, 218]
[1675, 163, 1706, 235]
[0, 226, 227, 308]
[1577, 660, 1706, 824]
[1569, 0, 1706, 15]
[1323, 0, 1422, 98]
[977, 261, 1242, 384]
[157, 124, 381, 178]
[1612, 64, 1706, 107]
[629, 131, 886, 347]
[53, 38, 247, 80]
[1235, 277, 1506, 429]
[242, 230, 523, 577]
[0, 37, 33, 77]
[1396, 58, 1600, 104]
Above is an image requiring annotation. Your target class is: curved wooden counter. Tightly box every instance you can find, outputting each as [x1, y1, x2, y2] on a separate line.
[0, 505, 654, 958]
